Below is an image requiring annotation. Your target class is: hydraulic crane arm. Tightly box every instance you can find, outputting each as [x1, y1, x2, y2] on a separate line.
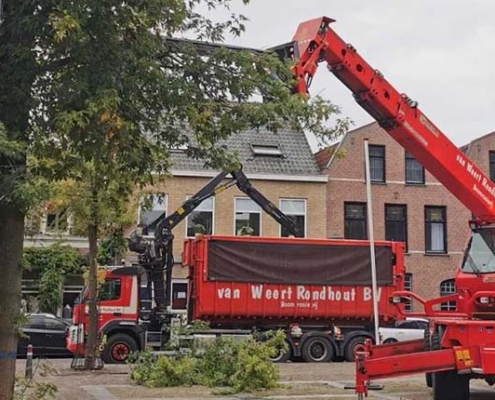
[231, 169, 301, 238]
[129, 167, 301, 310]
[283, 17, 495, 223]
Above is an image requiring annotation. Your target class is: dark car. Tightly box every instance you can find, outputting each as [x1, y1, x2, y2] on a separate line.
[18, 313, 72, 358]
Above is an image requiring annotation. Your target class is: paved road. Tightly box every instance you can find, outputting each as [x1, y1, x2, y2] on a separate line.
[16, 358, 495, 400]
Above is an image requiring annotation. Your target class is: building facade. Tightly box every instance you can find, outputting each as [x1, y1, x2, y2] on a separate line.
[135, 127, 328, 311]
[316, 122, 473, 309]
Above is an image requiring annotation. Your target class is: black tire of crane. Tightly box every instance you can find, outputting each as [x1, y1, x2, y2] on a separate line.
[431, 326, 470, 400]
[432, 368, 469, 400]
[424, 327, 432, 388]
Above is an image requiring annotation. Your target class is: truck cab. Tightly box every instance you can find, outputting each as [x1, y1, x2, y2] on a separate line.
[67, 267, 145, 364]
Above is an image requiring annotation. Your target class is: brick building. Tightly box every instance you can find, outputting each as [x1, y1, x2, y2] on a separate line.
[137, 127, 328, 311]
[316, 122, 475, 309]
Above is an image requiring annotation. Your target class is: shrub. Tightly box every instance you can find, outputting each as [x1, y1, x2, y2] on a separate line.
[130, 330, 286, 393]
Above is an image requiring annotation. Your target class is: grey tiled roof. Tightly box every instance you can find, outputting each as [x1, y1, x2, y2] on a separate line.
[170, 127, 323, 176]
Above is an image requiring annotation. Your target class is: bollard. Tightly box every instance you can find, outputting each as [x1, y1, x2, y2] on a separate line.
[25, 344, 33, 381]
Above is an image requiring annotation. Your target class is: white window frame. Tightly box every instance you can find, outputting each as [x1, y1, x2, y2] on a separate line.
[279, 198, 307, 238]
[137, 194, 168, 234]
[41, 211, 73, 235]
[233, 197, 262, 236]
[184, 195, 215, 238]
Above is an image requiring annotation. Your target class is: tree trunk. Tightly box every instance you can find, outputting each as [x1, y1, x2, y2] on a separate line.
[84, 188, 99, 370]
[0, 204, 24, 399]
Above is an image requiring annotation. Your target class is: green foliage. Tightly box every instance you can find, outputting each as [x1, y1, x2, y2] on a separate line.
[130, 330, 286, 393]
[97, 231, 127, 265]
[14, 362, 57, 400]
[23, 244, 85, 313]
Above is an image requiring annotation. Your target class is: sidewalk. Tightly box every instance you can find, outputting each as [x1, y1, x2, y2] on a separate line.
[18, 358, 494, 400]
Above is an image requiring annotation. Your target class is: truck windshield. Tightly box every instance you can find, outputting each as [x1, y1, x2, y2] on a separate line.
[462, 228, 495, 274]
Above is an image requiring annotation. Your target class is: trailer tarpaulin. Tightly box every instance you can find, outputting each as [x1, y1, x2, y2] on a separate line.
[207, 240, 394, 286]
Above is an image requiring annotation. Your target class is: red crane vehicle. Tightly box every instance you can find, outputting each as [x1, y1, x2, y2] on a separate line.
[67, 166, 406, 365]
[279, 15, 495, 400]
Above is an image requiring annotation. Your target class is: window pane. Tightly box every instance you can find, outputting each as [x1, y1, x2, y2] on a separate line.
[186, 211, 213, 237]
[235, 198, 261, 213]
[344, 203, 367, 239]
[405, 152, 425, 184]
[385, 205, 407, 250]
[45, 319, 66, 331]
[235, 213, 260, 236]
[369, 145, 385, 182]
[404, 273, 412, 312]
[98, 279, 121, 301]
[440, 278, 456, 311]
[27, 317, 46, 330]
[425, 207, 446, 253]
[345, 204, 366, 219]
[280, 200, 306, 238]
[281, 199, 305, 214]
[140, 194, 167, 228]
[46, 210, 69, 233]
[191, 196, 213, 211]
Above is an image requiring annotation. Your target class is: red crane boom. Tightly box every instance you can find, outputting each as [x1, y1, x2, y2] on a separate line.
[289, 16, 495, 223]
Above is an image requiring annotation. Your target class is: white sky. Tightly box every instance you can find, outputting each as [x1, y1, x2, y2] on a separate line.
[210, 0, 495, 150]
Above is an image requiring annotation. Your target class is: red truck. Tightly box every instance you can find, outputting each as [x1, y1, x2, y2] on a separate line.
[67, 234, 405, 364]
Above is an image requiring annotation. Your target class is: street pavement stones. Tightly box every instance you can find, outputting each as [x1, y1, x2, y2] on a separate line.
[16, 359, 495, 400]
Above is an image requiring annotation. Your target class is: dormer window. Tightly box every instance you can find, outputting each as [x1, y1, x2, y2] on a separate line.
[251, 144, 283, 157]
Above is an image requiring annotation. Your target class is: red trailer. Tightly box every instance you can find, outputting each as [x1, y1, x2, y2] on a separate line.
[183, 235, 405, 362]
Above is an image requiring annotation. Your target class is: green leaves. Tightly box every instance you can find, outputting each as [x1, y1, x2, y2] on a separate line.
[129, 330, 285, 392]
[23, 244, 85, 314]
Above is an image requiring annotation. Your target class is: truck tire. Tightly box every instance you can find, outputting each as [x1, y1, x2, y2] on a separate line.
[344, 336, 368, 362]
[424, 328, 432, 388]
[102, 333, 138, 364]
[432, 369, 469, 400]
[301, 336, 334, 362]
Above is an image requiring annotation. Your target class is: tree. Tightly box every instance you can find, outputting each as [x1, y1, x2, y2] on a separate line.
[0, 2, 49, 397]
[0, 0, 348, 390]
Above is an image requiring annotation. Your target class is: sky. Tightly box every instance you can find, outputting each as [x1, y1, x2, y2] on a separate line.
[206, 0, 495, 150]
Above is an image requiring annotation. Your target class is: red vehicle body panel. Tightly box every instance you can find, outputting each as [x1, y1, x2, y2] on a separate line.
[184, 235, 405, 325]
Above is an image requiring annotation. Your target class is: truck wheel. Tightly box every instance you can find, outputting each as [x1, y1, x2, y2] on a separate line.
[383, 338, 398, 344]
[424, 328, 432, 388]
[344, 336, 367, 362]
[301, 337, 334, 362]
[102, 333, 138, 364]
[432, 369, 469, 400]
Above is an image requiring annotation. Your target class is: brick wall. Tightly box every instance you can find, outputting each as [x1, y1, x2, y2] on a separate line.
[323, 122, 472, 307]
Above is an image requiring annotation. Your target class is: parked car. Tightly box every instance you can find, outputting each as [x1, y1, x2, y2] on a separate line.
[379, 318, 429, 344]
[17, 313, 72, 358]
